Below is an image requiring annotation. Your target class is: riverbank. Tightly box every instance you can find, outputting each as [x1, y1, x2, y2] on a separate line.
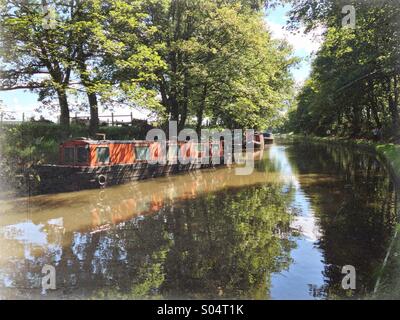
[280, 134, 400, 182]
[280, 134, 400, 299]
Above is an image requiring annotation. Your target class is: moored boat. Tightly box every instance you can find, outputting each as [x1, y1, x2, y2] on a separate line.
[263, 132, 274, 144]
[33, 137, 225, 194]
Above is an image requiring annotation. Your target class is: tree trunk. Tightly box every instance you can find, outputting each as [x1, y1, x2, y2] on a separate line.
[57, 88, 70, 135]
[88, 92, 99, 137]
[178, 100, 188, 132]
[196, 84, 208, 135]
[77, 47, 99, 136]
[367, 80, 381, 127]
[178, 108, 187, 132]
[196, 107, 203, 136]
[371, 103, 381, 128]
[366, 105, 372, 132]
[178, 72, 190, 132]
[351, 105, 361, 138]
[388, 76, 400, 133]
[394, 75, 399, 133]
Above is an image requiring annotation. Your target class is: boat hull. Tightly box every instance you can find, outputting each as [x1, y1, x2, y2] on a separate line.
[33, 160, 224, 194]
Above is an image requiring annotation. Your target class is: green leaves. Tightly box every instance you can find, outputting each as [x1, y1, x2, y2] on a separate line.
[0, 0, 296, 131]
[289, 1, 400, 139]
[145, 0, 296, 130]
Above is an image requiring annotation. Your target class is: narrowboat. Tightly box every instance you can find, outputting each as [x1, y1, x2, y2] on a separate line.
[263, 132, 274, 144]
[33, 137, 225, 194]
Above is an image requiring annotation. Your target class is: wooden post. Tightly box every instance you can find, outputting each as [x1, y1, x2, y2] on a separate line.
[22, 112, 25, 122]
[111, 113, 114, 126]
[130, 112, 133, 124]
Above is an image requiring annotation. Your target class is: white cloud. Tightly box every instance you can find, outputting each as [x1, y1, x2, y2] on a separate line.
[265, 20, 325, 85]
[267, 21, 325, 55]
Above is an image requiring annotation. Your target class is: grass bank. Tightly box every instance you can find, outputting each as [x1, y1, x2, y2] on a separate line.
[281, 134, 400, 299]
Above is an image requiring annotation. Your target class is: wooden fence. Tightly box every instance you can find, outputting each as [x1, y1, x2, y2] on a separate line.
[72, 112, 141, 126]
[0, 112, 150, 127]
[0, 112, 25, 124]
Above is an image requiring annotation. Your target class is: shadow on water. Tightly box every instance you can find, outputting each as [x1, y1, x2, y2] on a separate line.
[0, 141, 397, 299]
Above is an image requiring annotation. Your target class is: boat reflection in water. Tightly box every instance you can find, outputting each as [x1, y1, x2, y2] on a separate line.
[0, 143, 397, 299]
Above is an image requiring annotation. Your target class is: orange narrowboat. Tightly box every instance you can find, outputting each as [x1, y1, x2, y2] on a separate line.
[34, 137, 225, 194]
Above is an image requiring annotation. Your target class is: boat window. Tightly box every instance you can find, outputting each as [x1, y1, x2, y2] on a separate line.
[96, 147, 110, 164]
[76, 146, 88, 163]
[63, 147, 74, 163]
[135, 146, 150, 161]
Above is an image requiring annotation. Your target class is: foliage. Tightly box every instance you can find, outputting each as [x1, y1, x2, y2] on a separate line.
[139, 0, 296, 131]
[285, 0, 400, 140]
[0, 0, 165, 131]
[0, 0, 296, 133]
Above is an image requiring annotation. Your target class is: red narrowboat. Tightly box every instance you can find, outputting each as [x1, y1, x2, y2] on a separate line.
[34, 138, 225, 194]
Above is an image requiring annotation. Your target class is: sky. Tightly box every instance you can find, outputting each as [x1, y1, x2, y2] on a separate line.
[265, 4, 324, 84]
[0, 4, 323, 122]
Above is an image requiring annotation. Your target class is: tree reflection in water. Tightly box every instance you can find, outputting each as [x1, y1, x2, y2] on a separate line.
[285, 142, 397, 299]
[90, 183, 296, 299]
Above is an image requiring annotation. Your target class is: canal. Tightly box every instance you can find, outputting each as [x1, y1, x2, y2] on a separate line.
[0, 140, 398, 299]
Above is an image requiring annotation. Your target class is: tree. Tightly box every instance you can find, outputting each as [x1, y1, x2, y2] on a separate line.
[286, 0, 400, 139]
[0, 0, 78, 130]
[66, 0, 165, 135]
[0, 0, 166, 135]
[134, 0, 296, 131]
[1, 0, 296, 135]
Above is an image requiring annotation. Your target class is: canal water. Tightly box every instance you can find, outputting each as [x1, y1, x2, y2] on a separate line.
[0, 140, 397, 299]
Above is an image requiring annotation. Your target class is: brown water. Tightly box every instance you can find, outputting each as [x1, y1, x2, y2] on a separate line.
[0, 141, 397, 299]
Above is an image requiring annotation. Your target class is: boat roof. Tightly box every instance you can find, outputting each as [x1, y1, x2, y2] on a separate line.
[61, 138, 187, 145]
[62, 138, 140, 145]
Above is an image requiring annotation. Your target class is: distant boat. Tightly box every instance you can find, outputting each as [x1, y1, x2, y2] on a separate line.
[263, 132, 274, 144]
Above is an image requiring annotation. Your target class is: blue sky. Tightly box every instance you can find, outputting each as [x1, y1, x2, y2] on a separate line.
[265, 4, 323, 84]
[0, 4, 321, 121]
